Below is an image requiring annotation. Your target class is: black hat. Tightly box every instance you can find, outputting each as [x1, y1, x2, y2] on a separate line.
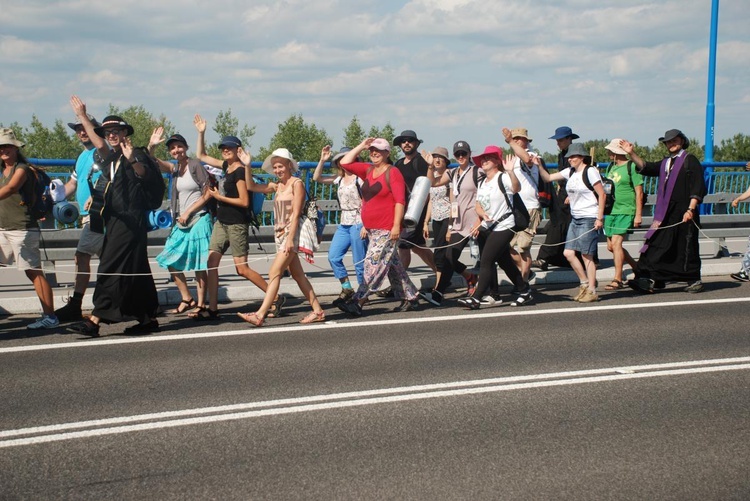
[453, 140, 471, 154]
[166, 133, 189, 149]
[393, 129, 423, 146]
[94, 115, 134, 137]
[659, 129, 690, 148]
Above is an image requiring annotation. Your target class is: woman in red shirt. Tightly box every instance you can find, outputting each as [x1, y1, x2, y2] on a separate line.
[337, 137, 420, 315]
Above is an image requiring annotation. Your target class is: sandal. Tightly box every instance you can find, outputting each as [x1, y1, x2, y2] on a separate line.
[167, 298, 196, 314]
[300, 311, 326, 324]
[605, 280, 624, 291]
[188, 307, 220, 321]
[267, 294, 287, 318]
[237, 311, 264, 327]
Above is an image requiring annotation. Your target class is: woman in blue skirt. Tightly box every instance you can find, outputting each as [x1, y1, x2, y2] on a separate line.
[149, 128, 213, 314]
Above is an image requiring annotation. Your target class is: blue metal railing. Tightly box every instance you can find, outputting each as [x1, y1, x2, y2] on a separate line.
[30, 159, 750, 226]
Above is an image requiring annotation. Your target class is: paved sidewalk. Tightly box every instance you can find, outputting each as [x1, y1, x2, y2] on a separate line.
[1, 238, 747, 315]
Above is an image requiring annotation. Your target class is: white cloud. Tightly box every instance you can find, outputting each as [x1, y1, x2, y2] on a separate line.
[0, 0, 748, 158]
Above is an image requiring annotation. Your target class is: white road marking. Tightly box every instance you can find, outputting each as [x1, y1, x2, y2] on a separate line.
[1, 357, 749, 448]
[2, 296, 750, 354]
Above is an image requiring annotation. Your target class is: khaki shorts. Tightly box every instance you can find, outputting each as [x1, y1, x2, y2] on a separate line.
[510, 208, 542, 253]
[209, 222, 249, 257]
[76, 218, 105, 256]
[0, 229, 42, 270]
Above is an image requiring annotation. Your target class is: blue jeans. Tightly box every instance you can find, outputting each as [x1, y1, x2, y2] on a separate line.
[328, 223, 367, 285]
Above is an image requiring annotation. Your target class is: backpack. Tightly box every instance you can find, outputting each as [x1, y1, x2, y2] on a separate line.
[577, 165, 614, 215]
[532, 158, 554, 209]
[20, 165, 55, 220]
[496, 173, 530, 232]
[132, 148, 166, 210]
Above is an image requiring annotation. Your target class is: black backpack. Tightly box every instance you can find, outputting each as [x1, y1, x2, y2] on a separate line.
[133, 148, 166, 210]
[578, 165, 614, 215]
[21, 165, 54, 220]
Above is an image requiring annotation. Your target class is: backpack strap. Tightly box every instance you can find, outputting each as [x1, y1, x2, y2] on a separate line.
[577, 165, 596, 193]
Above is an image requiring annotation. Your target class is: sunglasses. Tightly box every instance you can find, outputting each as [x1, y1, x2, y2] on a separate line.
[454, 151, 468, 158]
[103, 128, 124, 136]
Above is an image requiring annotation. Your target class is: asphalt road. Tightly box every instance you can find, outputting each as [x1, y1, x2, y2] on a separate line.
[1, 278, 749, 500]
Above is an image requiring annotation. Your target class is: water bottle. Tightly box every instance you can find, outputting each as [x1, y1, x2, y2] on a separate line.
[469, 237, 480, 260]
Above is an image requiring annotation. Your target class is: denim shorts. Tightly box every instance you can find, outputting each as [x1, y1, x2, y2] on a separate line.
[565, 217, 599, 255]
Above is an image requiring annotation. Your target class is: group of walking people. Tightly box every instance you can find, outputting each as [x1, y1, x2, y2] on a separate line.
[4, 99, 748, 331]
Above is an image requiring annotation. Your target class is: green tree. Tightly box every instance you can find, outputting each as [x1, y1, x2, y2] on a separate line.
[11, 116, 80, 162]
[258, 114, 332, 164]
[715, 133, 750, 163]
[342, 115, 366, 156]
[207, 109, 256, 159]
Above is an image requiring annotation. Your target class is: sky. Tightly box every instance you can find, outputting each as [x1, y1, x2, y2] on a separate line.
[1, 0, 749, 159]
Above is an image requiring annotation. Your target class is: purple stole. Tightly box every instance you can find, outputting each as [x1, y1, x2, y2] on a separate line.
[640, 151, 687, 253]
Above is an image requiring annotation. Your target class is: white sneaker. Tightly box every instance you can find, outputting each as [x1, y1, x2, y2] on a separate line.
[27, 315, 60, 330]
[479, 295, 502, 306]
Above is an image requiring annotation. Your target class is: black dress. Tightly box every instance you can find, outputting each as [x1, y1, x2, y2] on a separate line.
[92, 153, 160, 323]
[636, 153, 706, 283]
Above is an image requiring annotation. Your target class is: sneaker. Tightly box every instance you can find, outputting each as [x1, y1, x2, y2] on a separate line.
[419, 290, 443, 306]
[68, 318, 100, 337]
[730, 270, 749, 282]
[572, 284, 588, 301]
[479, 295, 501, 306]
[577, 288, 599, 303]
[54, 296, 83, 322]
[465, 274, 478, 296]
[510, 290, 534, 307]
[684, 280, 704, 293]
[457, 296, 481, 310]
[27, 314, 60, 330]
[341, 299, 363, 317]
[332, 288, 355, 308]
[393, 299, 419, 312]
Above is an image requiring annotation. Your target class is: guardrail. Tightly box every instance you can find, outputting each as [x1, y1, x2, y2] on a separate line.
[30, 158, 750, 229]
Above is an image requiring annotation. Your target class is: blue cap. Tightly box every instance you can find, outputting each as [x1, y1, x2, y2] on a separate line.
[549, 126, 580, 140]
[218, 135, 242, 149]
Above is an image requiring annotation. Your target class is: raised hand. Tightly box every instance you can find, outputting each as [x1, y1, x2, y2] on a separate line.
[193, 114, 206, 133]
[619, 139, 634, 155]
[238, 147, 252, 166]
[320, 145, 332, 161]
[121, 136, 134, 161]
[501, 127, 513, 143]
[421, 149, 434, 167]
[70, 95, 86, 117]
[149, 126, 165, 150]
[503, 153, 518, 171]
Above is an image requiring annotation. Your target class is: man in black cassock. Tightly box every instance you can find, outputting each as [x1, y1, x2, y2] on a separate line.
[68, 96, 162, 336]
[621, 129, 706, 294]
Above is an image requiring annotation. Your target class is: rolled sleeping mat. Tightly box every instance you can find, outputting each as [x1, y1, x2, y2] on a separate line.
[49, 179, 67, 203]
[403, 176, 431, 228]
[52, 201, 80, 225]
[147, 209, 173, 231]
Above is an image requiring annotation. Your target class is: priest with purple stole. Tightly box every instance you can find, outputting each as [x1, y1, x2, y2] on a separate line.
[620, 130, 706, 294]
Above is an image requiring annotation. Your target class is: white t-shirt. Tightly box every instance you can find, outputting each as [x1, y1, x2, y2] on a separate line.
[559, 166, 602, 218]
[476, 172, 515, 232]
[513, 151, 540, 210]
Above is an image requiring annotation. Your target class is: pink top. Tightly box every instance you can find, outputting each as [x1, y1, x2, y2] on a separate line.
[273, 178, 301, 238]
[340, 161, 406, 231]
